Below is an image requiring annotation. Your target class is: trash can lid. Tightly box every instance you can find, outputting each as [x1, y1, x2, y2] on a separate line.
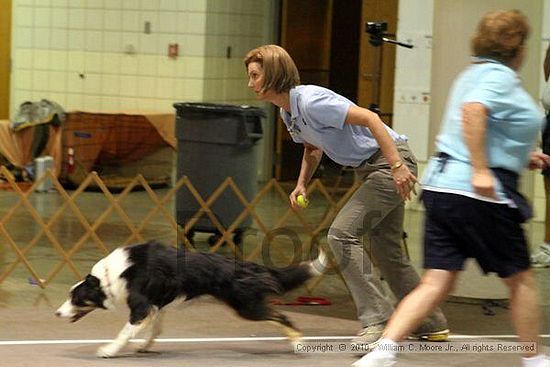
[173, 102, 265, 117]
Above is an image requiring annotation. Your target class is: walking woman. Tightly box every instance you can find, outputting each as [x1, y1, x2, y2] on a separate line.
[354, 9, 550, 367]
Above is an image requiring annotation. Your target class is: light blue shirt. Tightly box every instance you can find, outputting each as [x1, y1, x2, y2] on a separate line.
[280, 85, 406, 167]
[422, 58, 545, 202]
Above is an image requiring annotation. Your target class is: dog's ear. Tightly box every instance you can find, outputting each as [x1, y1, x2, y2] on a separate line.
[85, 274, 101, 289]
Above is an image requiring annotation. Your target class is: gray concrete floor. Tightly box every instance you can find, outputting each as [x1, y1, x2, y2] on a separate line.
[1, 186, 550, 366]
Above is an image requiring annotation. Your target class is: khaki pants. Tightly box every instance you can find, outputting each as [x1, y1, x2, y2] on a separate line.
[327, 141, 446, 329]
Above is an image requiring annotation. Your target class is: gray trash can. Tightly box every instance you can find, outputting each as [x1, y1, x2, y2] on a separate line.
[174, 102, 264, 246]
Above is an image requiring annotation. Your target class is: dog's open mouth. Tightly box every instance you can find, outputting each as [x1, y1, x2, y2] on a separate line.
[70, 309, 93, 322]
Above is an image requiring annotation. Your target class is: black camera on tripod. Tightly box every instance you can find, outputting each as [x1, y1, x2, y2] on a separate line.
[365, 21, 388, 47]
[366, 21, 388, 35]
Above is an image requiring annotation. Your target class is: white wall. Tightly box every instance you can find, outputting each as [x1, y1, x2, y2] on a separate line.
[10, 0, 272, 114]
[392, 0, 434, 164]
[10, 0, 278, 181]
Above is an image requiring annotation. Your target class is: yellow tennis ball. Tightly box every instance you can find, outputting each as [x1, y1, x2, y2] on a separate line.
[297, 195, 309, 208]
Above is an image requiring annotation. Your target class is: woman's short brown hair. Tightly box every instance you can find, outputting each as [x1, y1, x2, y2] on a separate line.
[471, 9, 530, 65]
[244, 45, 300, 93]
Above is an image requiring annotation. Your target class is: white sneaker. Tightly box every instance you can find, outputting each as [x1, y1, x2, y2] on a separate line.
[531, 243, 550, 268]
[352, 348, 396, 367]
[522, 354, 550, 367]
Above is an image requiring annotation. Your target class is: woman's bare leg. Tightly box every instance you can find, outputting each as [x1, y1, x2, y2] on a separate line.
[503, 269, 541, 358]
[384, 269, 459, 341]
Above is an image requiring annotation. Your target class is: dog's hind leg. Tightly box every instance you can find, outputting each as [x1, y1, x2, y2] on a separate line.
[137, 309, 164, 353]
[266, 310, 303, 348]
[232, 300, 303, 349]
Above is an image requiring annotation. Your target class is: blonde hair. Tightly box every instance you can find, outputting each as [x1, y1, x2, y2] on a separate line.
[244, 45, 300, 93]
[471, 9, 530, 65]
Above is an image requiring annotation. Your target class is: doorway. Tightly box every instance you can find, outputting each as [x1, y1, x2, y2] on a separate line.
[275, 0, 398, 183]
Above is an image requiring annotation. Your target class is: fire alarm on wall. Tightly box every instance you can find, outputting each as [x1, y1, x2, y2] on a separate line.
[168, 43, 179, 58]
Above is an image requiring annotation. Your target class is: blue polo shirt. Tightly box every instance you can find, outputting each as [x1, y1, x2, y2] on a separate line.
[422, 58, 545, 202]
[280, 85, 406, 167]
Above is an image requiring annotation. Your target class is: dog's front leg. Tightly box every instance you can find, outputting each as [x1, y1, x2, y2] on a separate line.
[97, 320, 149, 358]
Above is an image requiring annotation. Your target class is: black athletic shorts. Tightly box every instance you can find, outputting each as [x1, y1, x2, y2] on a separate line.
[422, 190, 530, 278]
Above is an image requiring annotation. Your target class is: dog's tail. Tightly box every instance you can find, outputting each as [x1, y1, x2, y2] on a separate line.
[269, 248, 329, 292]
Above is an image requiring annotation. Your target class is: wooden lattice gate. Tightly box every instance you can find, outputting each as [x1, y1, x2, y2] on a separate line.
[0, 166, 362, 295]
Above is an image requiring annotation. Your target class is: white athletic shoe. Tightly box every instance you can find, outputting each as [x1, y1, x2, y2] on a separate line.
[522, 354, 550, 367]
[541, 356, 550, 367]
[352, 351, 396, 367]
[531, 243, 550, 268]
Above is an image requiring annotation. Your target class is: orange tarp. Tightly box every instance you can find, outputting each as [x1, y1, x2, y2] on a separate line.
[0, 119, 62, 175]
[0, 111, 175, 180]
[62, 111, 175, 177]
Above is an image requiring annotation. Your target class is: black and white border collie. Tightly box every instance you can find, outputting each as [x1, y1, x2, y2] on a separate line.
[56, 240, 327, 358]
